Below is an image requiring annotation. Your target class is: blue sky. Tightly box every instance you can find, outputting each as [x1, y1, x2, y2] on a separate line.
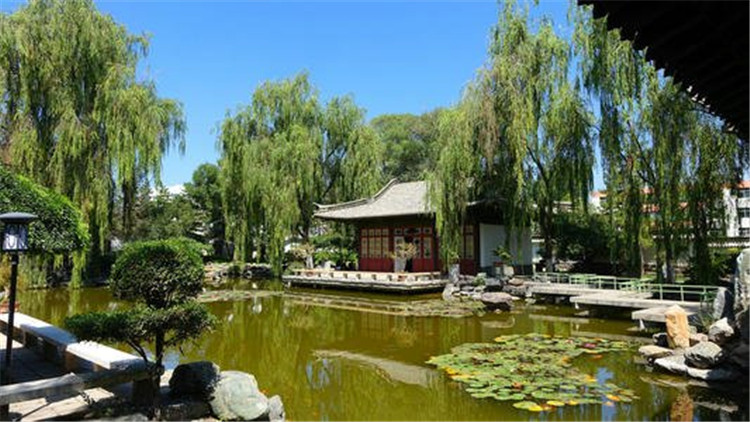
[1, 0, 581, 188]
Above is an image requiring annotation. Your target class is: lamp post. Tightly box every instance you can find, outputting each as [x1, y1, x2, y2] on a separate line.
[0, 212, 37, 386]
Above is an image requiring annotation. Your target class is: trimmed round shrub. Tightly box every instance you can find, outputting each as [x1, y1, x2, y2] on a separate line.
[110, 237, 204, 308]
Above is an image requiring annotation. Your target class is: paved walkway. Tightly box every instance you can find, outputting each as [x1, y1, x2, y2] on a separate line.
[1, 333, 121, 421]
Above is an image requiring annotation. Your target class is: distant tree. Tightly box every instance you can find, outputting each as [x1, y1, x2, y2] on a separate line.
[65, 238, 216, 409]
[184, 163, 226, 256]
[0, 0, 184, 274]
[371, 110, 442, 182]
[131, 188, 199, 241]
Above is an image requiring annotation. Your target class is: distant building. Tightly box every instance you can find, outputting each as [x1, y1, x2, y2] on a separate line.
[314, 179, 533, 275]
[589, 181, 750, 247]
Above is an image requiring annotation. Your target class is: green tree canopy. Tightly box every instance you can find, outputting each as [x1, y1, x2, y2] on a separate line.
[218, 72, 383, 272]
[371, 110, 442, 182]
[0, 0, 185, 270]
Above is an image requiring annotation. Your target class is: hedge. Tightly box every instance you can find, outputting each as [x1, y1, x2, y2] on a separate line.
[0, 165, 89, 253]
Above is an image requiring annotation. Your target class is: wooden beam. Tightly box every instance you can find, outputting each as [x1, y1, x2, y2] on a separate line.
[0, 366, 149, 406]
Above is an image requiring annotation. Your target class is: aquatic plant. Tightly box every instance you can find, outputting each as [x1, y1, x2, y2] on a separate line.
[427, 333, 638, 412]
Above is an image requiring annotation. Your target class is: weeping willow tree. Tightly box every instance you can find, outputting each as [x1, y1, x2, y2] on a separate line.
[573, 5, 746, 282]
[431, 2, 594, 269]
[429, 107, 478, 264]
[572, 7, 649, 276]
[218, 72, 382, 273]
[0, 0, 185, 282]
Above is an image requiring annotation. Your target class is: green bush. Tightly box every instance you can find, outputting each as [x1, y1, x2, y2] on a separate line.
[65, 238, 216, 409]
[0, 165, 89, 253]
[0, 165, 89, 287]
[110, 238, 204, 308]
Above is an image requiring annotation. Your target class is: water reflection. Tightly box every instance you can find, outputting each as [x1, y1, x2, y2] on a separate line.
[18, 285, 749, 421]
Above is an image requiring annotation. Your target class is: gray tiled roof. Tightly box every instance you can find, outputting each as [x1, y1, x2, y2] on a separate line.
[315, 179, 432, 221]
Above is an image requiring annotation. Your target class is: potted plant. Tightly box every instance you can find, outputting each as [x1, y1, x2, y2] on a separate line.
[493, 245, 514, 278]
[391, 242, 418, 274]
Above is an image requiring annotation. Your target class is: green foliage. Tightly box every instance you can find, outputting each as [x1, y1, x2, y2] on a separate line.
[130, 187, 200, 241]
[371, 110, 442, 182]
[427, 333, 637, 411]
[493, 245, 512, 262]
[65, 237, 215, 408]
[184, 163, 225, 252]
[429, 107, 478, 265]
[572, 6, 746, 281]
[554, 211, 620, 269]
[218, 72, 382, 273]
[431, 3, 593, 269]
[0, 165, 89, 286]
[110, 238, 204, 308]
[0, 0, 184, 262]
[66, 301, 215, 365]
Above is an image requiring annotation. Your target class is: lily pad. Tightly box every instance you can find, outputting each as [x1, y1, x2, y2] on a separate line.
[426, 333, 637, 412]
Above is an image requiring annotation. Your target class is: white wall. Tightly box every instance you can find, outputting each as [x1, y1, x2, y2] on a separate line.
[479, 224, 533, 267]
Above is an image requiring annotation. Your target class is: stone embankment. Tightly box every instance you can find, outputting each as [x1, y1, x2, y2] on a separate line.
[158, 361, 285, 421]
[442, 274, 521, 312]
[205, 263, 274, 284]
[639, 305, 748, 383]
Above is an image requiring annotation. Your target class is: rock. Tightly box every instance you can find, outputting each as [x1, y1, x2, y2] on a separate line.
[665, 305, 691, 349]
[441, 284, 459, 301]
[460, 285, 475, 292]
[684, 342, 726, 369]
[268, 395, 285, 422]
[654, 354, 689, 375]
[653, 332, 669, 347]
[708, 318, 735, 345]
[713, 287, 735, 321]
[689, 333, 708, 346]
[507, 278, 525, 286]
[639, 345, 673, 361]
[170, 361, 221, 397]
[685, 366, 740, 382]
[735, 309, 749, 343]
[730, 343, 749, 370]
[208, 371, 269, 421]
[480, 292, 513, 311]
[484, 278, 503, 292]
[735, 248, 750, 314]
[160, 398, 212, 421]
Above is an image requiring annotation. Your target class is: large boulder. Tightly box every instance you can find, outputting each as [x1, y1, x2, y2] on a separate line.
[441, 284, 459, 301]
[268, 395, 285, 422]
[480, 292, 513, 311]
[735, 309, 749, 343]
[730, 343, 749, 371]
[654, 354, 689, 375]
[665, 306, 691, 349]
[708, 318, 735, 345]
[170, 361, 221, 397]
[160, 398, 212, 421]
[689, 333, 708, 346]
[653, 332, 669, 347]
[685, 366, 740, 382]
[208, 371, 269, 421]
[712, 287, 734, 321]
[684, 342, 726, 369]
[639, 345, 673, 361]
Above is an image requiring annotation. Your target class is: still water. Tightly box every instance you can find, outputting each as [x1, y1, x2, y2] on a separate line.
[18, 282, 748, 421]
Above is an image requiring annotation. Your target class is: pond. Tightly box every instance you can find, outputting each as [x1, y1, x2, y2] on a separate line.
[18, 282, 748, 421]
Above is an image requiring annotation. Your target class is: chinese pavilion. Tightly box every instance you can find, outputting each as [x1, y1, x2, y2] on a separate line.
[314, 179, 532, 275]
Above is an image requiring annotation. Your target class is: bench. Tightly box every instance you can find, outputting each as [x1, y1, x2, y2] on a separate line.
[0, 312, 150, 407]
